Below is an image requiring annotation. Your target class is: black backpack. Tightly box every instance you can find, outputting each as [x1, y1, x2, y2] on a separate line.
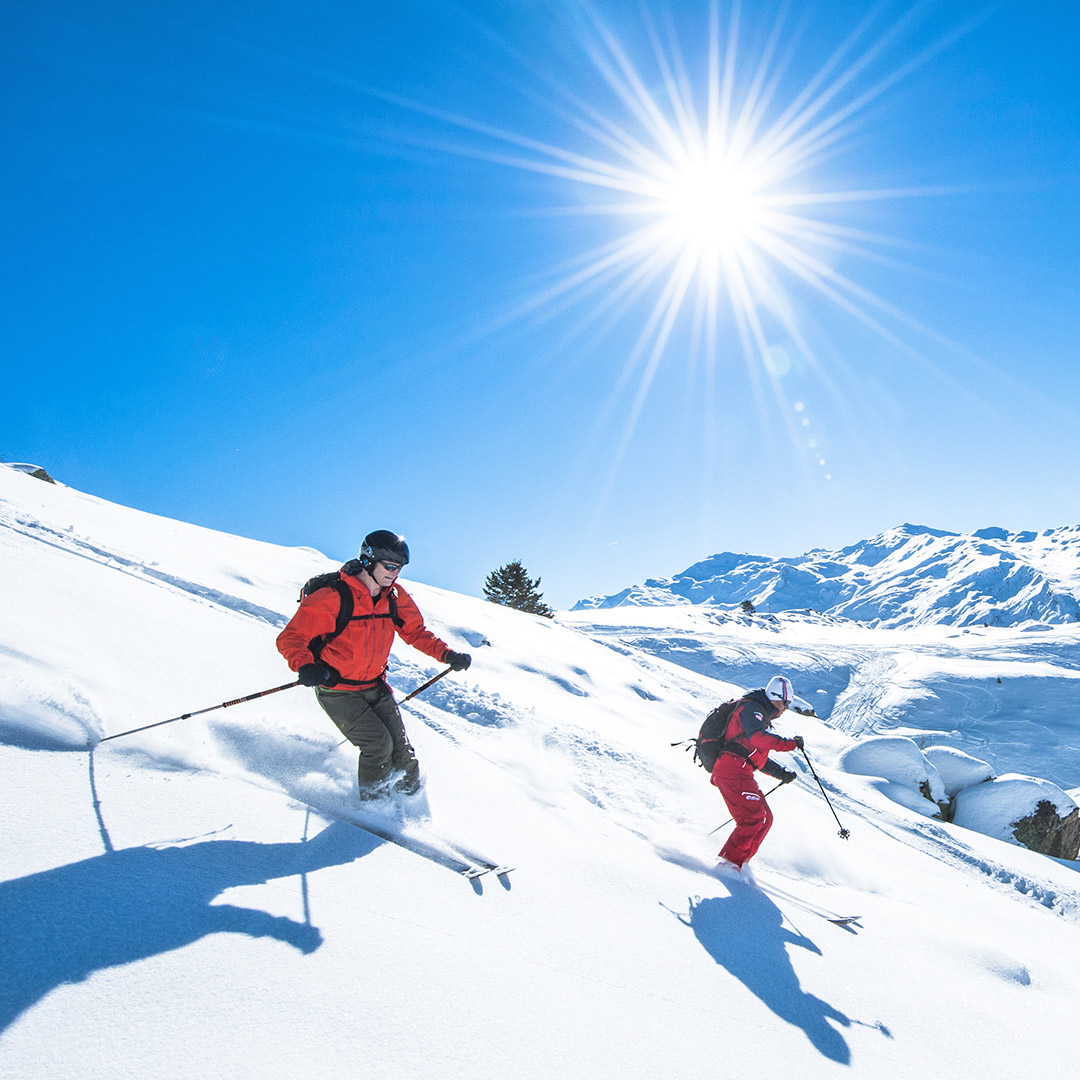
[685, 699, 747, 772]
[299, 559, 404, 662]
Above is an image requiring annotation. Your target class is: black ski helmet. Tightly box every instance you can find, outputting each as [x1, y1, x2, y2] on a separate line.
[359, 530, 410, 571]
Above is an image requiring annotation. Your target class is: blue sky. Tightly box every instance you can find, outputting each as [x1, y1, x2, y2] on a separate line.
[5, 0, 1079, 608]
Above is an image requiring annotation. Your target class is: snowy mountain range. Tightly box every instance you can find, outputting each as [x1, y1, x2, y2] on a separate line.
[573, 522, 1080, 628]
[3, 464, 1080, 1080]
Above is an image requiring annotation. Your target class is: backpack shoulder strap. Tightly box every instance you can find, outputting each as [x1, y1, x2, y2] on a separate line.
[301, 571, 354, 661]
[327, 578, 353, 639]
[387, 587, 405, 629]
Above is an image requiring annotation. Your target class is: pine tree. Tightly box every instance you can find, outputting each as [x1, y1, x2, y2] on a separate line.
[484, 560, 554, 618]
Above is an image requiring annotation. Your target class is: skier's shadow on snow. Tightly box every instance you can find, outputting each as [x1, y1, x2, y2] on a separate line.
[679, 886, 853, 1064]
[0, 818, 378, 1035]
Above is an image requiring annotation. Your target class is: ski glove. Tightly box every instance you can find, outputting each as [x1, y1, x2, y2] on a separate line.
[444, 650, 472, 671]
[298, 662, 341, 687]
[778, 767, 798, 784]
[792, 735, 805, 750]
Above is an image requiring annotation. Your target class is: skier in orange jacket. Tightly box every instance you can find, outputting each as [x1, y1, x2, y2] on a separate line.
[277, 530, 470, 799]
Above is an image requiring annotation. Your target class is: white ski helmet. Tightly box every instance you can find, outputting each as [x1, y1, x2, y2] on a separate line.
[765, 675, 793, 706]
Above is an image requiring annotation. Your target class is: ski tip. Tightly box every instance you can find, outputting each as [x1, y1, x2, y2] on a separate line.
[827, 915, 861, 925]
[463, 864, 514, 880]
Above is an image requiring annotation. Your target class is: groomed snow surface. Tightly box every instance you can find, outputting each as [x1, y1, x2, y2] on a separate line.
[2, 464, 1079, 1080]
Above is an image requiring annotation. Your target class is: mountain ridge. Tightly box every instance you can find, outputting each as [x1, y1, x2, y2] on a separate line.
[573, 522, 1080, 627]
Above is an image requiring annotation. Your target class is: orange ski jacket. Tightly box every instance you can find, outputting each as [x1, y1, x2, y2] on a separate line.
[276, 572, 452, 689]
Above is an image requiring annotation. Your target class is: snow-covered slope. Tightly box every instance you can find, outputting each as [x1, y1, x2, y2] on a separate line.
[562, 604, 1080, 792]
[3, 464, 1080, 1080]
[574, 522, 1080, 627]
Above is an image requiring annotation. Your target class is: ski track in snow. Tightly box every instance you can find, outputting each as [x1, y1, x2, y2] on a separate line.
[1, 511, 288, 628]
[817, 777, 1080, 924]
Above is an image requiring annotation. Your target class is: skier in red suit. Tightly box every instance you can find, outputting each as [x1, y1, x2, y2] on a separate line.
[711, 675, 803, 869]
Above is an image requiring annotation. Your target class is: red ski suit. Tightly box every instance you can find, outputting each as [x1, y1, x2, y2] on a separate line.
[711, 691, 798, 867]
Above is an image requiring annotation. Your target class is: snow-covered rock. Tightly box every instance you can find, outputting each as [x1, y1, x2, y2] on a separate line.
[837, 735, 947, 813]
[923, 746, 996, 799]
[870, 779, 945, 819]
[952, 774, 1080, 858]
[3, 462, 55, 483]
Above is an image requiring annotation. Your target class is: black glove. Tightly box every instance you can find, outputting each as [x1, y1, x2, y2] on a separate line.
[779, 767, 798, 784]
[792, 735, 805, 750]
[444, 650, 472, 672]
[297, 662, 340, 687]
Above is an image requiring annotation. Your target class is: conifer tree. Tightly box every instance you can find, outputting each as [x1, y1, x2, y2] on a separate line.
[484, 560, 554, 618]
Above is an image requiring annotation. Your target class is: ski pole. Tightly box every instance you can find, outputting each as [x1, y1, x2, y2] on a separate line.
[708, 781, 786, 835]
[397, 666, 453, 705]
[97, 680, 302, 743]
[799, 746, 851, 840]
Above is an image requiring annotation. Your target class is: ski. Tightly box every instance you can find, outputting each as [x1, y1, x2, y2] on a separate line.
[707, 858, 861, 927]
[753, 877, 861, 927]
[310, 802, 511, 881]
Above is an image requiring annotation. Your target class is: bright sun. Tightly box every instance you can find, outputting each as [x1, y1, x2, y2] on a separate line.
[653, 154, 766, 258]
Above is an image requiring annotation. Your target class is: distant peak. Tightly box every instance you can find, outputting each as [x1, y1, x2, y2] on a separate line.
[893, 523, 955, 539]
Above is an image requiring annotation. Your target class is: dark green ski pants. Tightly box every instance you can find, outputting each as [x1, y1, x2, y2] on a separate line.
[316, 682, 419, 793]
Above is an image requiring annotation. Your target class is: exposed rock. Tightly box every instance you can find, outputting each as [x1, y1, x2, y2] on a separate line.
[1012, 801, 1080, 860]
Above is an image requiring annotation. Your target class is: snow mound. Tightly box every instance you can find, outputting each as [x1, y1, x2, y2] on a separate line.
[838, 735, 947, 807]
[924, 745, 995, 799]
